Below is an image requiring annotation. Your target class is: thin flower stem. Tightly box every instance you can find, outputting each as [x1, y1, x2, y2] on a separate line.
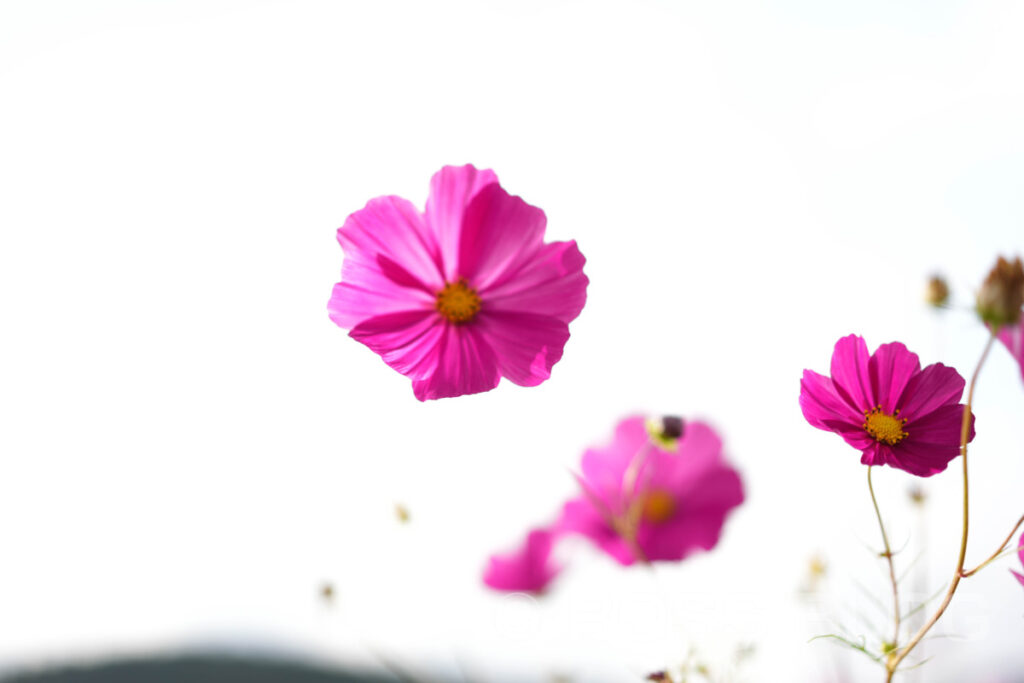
[884, 332, 996, 681]
[961, 513, 1024, 578]
[867, 466, 900, 649]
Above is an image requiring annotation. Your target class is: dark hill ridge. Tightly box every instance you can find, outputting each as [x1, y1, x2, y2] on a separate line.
[0, 655, 404, 683]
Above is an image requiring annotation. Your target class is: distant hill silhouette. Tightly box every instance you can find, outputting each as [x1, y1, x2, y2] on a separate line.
[0, 655, 403, 683]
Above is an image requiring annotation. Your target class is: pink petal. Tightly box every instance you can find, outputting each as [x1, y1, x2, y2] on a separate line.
[557, 497, 635, 566]
[868, 342, 921, 413]
[639, 506, 730, 562]
[830, 335, 874, 412]
[483, 528, 561, 594]
[897, 362, 966, 421]
[410, 323, 500, 401]
[672, 459, 744, 511]
[328, 266, 435, 331]
[349, 310, 445, 381]
[578, 417, 649, 502]
[906, 403, 974, 446]
[329, 196, 443, 330]
[997, 321, 1024, 384]
[338, 196, 443, 289]
[637, 440, 744, 562]
[424, 165, 499, 282]
[868, 441, 956, 477]
[800, 370, 872, 448]
[1012, 532, 1024, 588]
[456, 183, 546, 291]
[653, 422, 726, 491]
[482, 240, 588, 323]
[858, 442, 888, 468]
[473, 311, 570, 387]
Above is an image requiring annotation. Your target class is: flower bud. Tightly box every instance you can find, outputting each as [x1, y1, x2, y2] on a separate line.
[977, 256, 1024, 327]
[907, 485, 926, 507]
[924, 275, 949, 308]
[646, 415, 685, 450]
[660, 416, 684, 439]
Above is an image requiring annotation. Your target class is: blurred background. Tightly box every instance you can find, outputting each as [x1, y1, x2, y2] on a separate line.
[1, 1, 1023, 681]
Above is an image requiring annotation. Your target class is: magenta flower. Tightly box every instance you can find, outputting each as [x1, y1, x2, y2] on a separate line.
[997, 320, 1024, 385]
[800, 335, 975, 477]
[558, 416, 744, 566]
[482, 528, 561, 594]
[328, 165, 588, 401]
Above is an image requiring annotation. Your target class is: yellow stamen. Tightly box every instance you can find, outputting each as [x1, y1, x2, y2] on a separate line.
[435, 279, 481, 323]
[862, 405, 908, 446]
[641, 490, 676, 524]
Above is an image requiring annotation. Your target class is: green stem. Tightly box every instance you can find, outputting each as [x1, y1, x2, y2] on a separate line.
[867, 466, 900, 650]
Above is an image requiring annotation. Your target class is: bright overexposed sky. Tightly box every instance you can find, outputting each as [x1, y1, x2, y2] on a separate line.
[1, 1, 1023, 681]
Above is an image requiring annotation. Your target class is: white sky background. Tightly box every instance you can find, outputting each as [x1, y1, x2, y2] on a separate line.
[1, 1, 1024, 681]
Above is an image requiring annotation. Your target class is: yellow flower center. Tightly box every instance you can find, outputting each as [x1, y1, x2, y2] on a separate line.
[435, 279, 481, 323]
[863, 405, 908, 446]
[641, 490, 676, 524]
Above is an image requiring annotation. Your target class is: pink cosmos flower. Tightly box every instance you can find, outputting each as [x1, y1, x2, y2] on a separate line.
[1012, 532, 1024, 589]
[559, 416, 744, 566]
[482, 528, 561, 594]
[328, 165, 588, 401]
[800, 335, 975, 477]
[997, 320, 1024, 385]
[483, 416, 744, 593]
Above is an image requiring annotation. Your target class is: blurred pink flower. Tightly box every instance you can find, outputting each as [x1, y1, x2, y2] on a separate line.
[997, 320, 1024, 385]
[558, 416, 744, 566]
[482, 528, 561, 594]
[1013, 532, 1024, 589]
[328, 164, 588, 401]
[483, 416, 744, 593]
[800, 335, 974, 477]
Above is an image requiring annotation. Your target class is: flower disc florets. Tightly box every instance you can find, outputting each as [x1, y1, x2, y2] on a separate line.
[862, 406, 908, 445]
[435, 279, 481, 323]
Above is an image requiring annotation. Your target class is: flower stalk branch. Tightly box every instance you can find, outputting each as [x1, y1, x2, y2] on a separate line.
[961, 513, 1024, 578]
[884, 332, 997, 681]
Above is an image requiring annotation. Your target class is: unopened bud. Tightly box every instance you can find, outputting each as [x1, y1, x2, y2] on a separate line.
[395, 503, 411, 523]
[924, 275, 949, 308]
[977, 256, 1024, 327]
[646, 415, 685, 450]
[908, 485, 926, 507]
[660, 416, 684, 439]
